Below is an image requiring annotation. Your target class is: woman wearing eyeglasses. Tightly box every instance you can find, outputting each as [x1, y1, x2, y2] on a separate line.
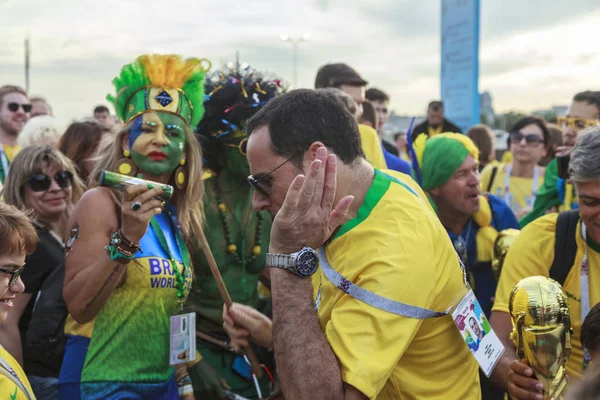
[0, 144, 85, 400]
[0, 202, 40, 400]
[480, 116, 549, 219]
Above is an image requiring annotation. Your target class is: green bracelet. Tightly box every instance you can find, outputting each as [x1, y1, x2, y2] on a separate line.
[104, 231, 138, 261]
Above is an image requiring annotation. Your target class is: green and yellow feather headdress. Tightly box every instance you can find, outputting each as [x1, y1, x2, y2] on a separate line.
[107, 54, 211, 127]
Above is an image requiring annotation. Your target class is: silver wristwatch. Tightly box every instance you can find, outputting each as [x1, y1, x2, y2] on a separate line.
[266, 247, 319, 278]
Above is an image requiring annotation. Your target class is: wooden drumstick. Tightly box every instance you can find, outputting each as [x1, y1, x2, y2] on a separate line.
[197, 229, 264, 378]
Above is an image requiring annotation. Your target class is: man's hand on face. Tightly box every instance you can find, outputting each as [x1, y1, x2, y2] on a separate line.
[269, 146, 354, 255]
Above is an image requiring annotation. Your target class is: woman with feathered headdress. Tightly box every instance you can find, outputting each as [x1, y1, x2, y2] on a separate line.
[58, 54, 209, 399]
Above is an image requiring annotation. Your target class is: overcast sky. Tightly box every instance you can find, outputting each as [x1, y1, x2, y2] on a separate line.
[1, 0, 599, 126]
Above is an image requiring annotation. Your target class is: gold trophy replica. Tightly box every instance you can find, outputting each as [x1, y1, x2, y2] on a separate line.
[509, 276, 572, 400]
[491, 229, 520, 281]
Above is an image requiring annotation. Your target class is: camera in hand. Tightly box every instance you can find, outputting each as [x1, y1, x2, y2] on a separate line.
[556, 155, 570, 180]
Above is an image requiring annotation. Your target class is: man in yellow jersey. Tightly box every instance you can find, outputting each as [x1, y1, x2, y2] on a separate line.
[314, 63, 387, 170]
[490, 128, 600, 399]
[0, 85, 30, 184]
[231, 89, 480, 399]
[410, 100, 462, 141]
[0, 202, 39, 399]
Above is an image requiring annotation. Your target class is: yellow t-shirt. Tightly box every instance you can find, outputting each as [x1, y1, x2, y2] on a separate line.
[427, 124, 443, 137]
[493, 214, 600, 379]
[480, 163, 545, 216]
[2, 144, 19, 162]
[313, 169, 481, 400]
[500, 150, 512, 164]
[0, 346, 35, 400]
[358, 124, 387, 170]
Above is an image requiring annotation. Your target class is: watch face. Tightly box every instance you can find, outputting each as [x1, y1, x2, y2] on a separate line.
[296, 248, 319, 277]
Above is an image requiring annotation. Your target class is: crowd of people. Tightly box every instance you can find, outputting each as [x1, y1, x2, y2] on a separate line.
[0, 53, 599, 400]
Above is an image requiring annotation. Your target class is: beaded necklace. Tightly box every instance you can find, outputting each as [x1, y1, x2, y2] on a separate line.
[212, 177, 264, 268]
[149, 207, 190, 306]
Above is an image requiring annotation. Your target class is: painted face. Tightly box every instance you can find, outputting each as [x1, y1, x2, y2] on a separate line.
[0, 251, 25, 325]
[128, 112, 186, 177]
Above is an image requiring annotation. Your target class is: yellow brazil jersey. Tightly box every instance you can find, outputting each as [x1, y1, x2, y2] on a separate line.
[358, 124, 387, 170]
[312, 169, 481, 400]
[427, 124, 443, 137]
[480, 163, 545, 218]
[0, 346, 35, 400]
[493, 213, 600, 380]
[2, 144, 19, 162]
[500, 150, 513, 164]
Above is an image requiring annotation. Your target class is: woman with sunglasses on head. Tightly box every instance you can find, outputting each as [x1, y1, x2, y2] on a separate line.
[0, 144, 85, 400]
[190, 65, 282, 399]
[480, 116, 549, 220]
[57, 54, 207, 400]
[0, 202, 39, 400]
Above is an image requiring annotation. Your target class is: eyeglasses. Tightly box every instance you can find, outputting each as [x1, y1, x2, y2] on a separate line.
[557, 116, 599, 132]
[27, 170, 74, 192]
[224, 138, 248, 156]
[247, 155, 297, 198]
[7, 102, 32, 113]
[510, 132, 545, 146]
[0, 264, 25, 286]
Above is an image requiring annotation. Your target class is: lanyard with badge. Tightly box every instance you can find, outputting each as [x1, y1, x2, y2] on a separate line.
[149, 210, 196, 366]
[0, 353, 33, 400]
[580, 222, 592, 370]
[503, 165, 540, 208]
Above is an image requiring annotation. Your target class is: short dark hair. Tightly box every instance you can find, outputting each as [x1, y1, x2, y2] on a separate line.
[428, 101, 444, 111]
[359, 101, 378, 128]
[314, 63, 368, 89]
[247, 89, 365, 167]
[93, 105, 110, 114]
[573, 91, 600, 117]
[365, 88, 389, 103]
[510, 116, 550, 144]
[581, 302, 600, 353]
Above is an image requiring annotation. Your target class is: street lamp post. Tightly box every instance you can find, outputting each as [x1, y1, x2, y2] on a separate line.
[280, 34, 310, 88]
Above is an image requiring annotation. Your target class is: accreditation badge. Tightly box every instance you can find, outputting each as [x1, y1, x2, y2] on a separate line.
[169, 312, 196, 365]
[452, 290, 505, 377]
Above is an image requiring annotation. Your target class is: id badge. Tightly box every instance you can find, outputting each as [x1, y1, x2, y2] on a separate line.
[170, 312, 196, 365]
[452, 290, 504, 377]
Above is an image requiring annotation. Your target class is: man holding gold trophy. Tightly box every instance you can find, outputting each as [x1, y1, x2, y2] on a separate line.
[490, 127, 600, 400]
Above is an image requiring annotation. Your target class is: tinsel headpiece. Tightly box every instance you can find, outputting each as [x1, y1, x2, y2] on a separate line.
[107, 54, 211, 127]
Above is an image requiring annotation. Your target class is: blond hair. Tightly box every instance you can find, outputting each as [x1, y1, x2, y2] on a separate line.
[0, 85, 27, 107]
[2, 145, 86, 218]
[17, 116, 63, 149]
[89, 116, 204, 249]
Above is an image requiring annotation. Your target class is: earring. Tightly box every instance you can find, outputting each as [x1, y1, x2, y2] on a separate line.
[117, 150, 137, 176]
[174, 158, 186, 189]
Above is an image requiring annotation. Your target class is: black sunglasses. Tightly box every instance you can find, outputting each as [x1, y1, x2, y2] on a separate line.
[7, 102, 32, 113]
[0, 264, 25, 286]
[247, 155, 297, 198]
[27, 170, 74, 192]
[510, 132, 545, 145]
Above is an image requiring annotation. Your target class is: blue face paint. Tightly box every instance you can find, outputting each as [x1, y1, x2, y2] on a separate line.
[128, 115, 144, 150]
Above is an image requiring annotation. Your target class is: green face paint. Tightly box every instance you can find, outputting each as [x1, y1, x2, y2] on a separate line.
[130, 112, 186, 176]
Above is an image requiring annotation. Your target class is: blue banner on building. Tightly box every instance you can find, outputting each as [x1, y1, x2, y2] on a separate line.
[441, 0, 480, 132]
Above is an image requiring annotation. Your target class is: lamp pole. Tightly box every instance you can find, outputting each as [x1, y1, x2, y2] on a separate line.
[280, 34, 310, 88]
